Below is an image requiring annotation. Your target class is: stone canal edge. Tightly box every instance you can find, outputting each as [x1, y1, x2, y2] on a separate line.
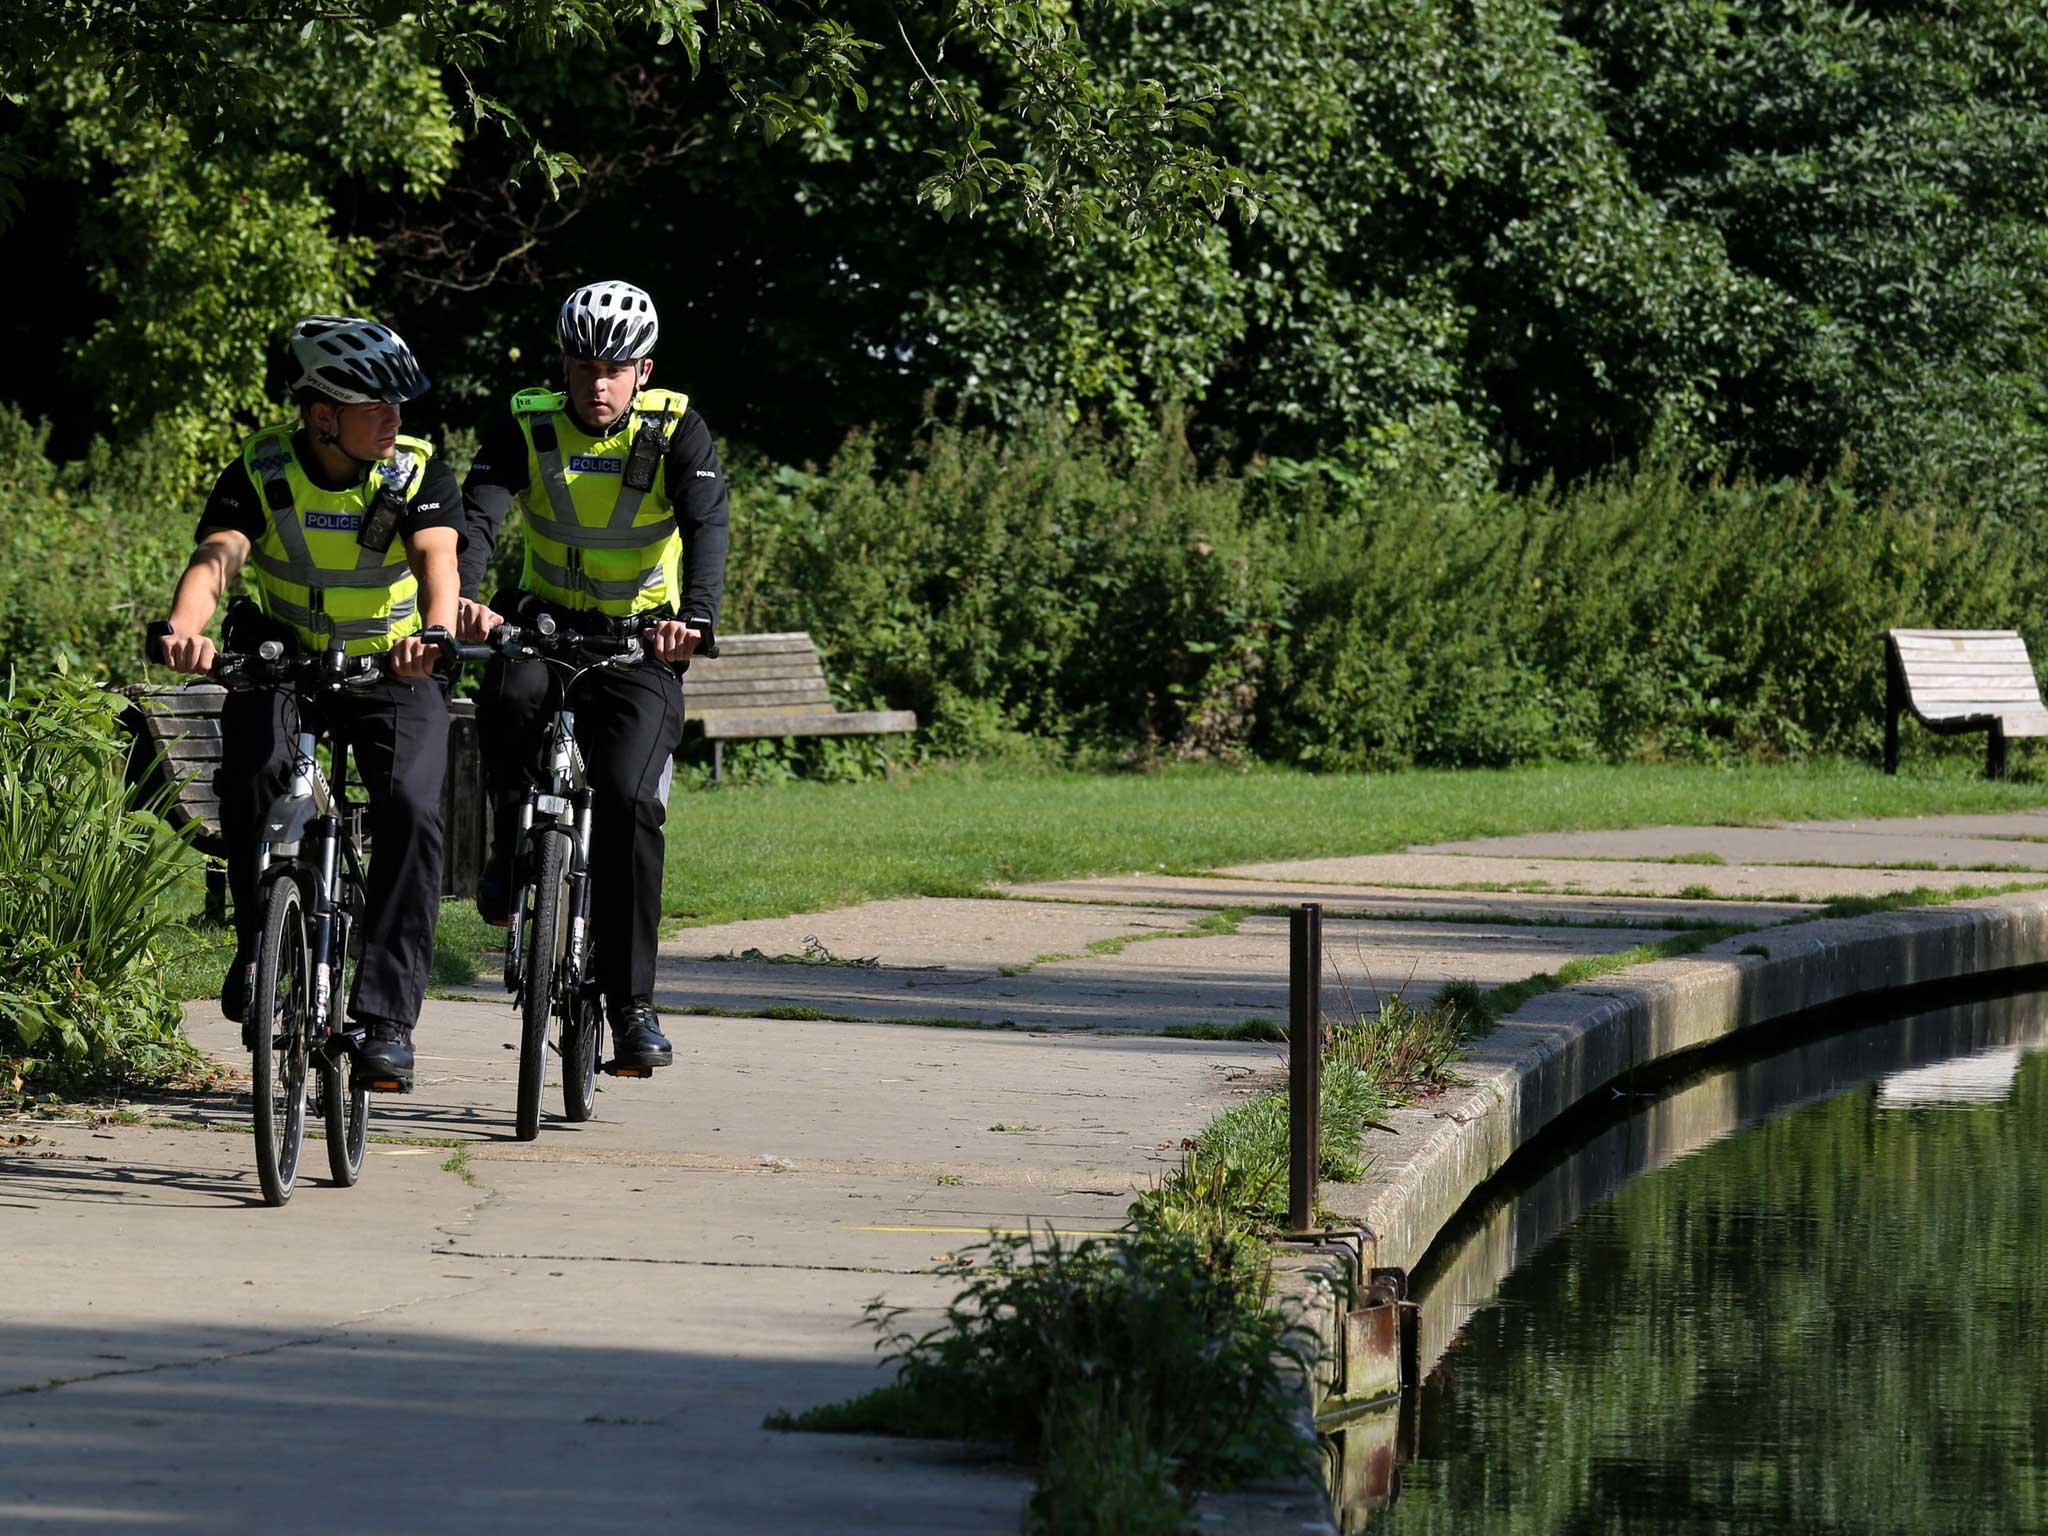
[1194, 891, 2048, 1533]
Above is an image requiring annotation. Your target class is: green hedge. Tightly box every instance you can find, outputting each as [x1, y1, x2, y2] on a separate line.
[7, 404, 2041, 772]
[726, 420, 2044, 771]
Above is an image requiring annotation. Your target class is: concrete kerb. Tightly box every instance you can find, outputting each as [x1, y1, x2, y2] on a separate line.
[1196, 890, 2048, 1533]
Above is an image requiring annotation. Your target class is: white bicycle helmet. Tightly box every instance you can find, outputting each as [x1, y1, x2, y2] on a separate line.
[558, 280, 659, 361]
[284, 316, 430, 405]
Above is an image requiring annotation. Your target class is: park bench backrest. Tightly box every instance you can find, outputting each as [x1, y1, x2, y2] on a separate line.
[1887, 629, 2047, 723]
[684, 632, 838, 733]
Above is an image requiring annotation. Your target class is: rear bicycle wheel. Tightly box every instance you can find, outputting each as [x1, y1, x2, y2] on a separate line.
[322, 1047, 370, 1185]
[561, 986, 600, 1123]
[250, 878, 310, 1207]
[323, 888, 370, 1185]
[515, 828, 570, 1142]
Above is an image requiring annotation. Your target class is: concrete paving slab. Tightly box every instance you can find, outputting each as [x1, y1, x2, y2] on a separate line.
[1413, 824, 2048, 869]
[1218, 853, 2046, 902]
[633, 914, 1679, 1033]
[1772, 812, 2048, 839]
[997, 872, 1807, 929]
[662, 895, 1200, 970]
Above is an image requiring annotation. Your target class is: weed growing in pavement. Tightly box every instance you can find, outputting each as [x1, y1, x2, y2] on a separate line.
[1134, 983, 1483, 1236]
[1162, 1019, 1288, 1043]
[770, 1224, 1314, 1521]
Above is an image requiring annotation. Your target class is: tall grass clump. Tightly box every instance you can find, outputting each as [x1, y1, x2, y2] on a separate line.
[0, 672, 204, 1092]
[1135, 985, 1478, 1235]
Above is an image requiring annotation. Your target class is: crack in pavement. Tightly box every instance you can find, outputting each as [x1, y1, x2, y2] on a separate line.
[433, 1248, 937, 1276]
[1, 1284, 492, 1400]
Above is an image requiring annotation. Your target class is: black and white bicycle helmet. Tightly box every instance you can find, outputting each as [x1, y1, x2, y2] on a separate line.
[558, 280, 659, 361]
[284, 316, 430, 405]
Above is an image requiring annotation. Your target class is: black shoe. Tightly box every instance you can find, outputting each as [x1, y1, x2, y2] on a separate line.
[477, 867, 511, 927]
[225, 952, 257, 1046]
[356, 1018, 416, 1089]
[608, 999, 673, 1071]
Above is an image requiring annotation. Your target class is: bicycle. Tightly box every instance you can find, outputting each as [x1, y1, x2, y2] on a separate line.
[490, 611, 715, 1141]
[151, 627, 479, 1205]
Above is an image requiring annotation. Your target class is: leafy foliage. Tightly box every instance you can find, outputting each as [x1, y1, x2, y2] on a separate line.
[776, 1224, 1316, 1500]
[0, 673, 205, 1092]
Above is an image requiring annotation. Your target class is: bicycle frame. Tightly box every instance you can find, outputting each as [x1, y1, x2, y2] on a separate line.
[253, 688, 367, 1042]
[506, 701, 596, 1003]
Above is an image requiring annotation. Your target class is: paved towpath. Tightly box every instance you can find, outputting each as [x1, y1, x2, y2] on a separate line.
[7, 810, 2048, 1531]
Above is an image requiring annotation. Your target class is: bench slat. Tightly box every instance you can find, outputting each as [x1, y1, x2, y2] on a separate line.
[688, 671, 831, 696]
[687, 660, 830, 684]
[697, 709, 918, 741]
[125, 686, 230, 716]
[153, 738, 226, 763]
[1892, 629, 2024, 642]
[1908, 685, 2041, 701]
[712, 634, 819, 656]
[693, 702, 838, 723]
[1893, 641, 2030, 659]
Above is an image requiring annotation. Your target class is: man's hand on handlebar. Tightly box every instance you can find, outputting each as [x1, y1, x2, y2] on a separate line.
[157, 627, 217, 675]
[388, 633, 438, 679]
[457, 597, 502, 644]
[647, 619, 700, 664]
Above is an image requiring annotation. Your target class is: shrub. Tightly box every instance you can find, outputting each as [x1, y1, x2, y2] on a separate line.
[0, 672, 205, 1091]
[872, 1226, 1314, 1496]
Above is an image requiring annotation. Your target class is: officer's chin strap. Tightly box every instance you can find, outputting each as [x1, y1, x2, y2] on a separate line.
[314, 416, 382, 473]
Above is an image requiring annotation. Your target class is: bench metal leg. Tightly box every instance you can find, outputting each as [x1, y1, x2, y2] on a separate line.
[1884, 651, 1903, 775]
[712, 741, 724, 785]
[204, 864, 228, 926]
[1988, 728, 2010, 781]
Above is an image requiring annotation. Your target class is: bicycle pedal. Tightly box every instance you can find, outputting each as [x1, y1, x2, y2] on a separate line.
[601, 1062, 653, 1079]
[363, 1074, 413, 1094]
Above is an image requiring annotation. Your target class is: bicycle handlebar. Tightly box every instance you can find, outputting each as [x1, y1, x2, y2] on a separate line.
[145, 624, 491, 686]
[487, 612, 720, 663]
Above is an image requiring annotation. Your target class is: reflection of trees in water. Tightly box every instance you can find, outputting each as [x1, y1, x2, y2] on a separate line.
[1382, 992, 2048, 1535]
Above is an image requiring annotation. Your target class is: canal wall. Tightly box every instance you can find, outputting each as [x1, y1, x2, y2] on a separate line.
[1199, 890, 2048, 1533]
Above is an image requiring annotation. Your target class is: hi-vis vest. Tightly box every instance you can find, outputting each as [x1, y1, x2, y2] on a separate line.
[239, 427, 431, 656]
[512, 387, 688, 617]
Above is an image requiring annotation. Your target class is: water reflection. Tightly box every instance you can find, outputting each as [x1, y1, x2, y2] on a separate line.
[1357, 988, 2048, 1534]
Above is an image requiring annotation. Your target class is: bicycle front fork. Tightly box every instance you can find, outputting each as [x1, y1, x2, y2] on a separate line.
[504, 788, 595, 997]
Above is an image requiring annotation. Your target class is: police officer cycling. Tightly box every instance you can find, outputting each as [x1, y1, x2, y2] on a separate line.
[151, 316, 464, 1087]
[458, 280, 729, 1073]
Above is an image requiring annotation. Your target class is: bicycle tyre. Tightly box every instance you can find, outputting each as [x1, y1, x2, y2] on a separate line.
[562, 986, 599, 1123]
[250, 877, 310, 1207]
[322, 1046, 369, 1185]
[516, 828, 570, 1142]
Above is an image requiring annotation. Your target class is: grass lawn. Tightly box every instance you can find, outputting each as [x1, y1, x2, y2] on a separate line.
[655, 758, 2048, 925]
[154, 758, 2048, 1000]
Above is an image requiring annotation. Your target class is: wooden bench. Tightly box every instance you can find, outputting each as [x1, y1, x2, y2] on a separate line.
[115, 686, 487, 919]
[685, 631, 917, 781]
[1885, 629, 2048, 779]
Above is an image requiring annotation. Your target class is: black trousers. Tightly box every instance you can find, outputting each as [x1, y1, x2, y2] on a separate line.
[218, 675, 450, 1027]
[478, 653, 684, 1003]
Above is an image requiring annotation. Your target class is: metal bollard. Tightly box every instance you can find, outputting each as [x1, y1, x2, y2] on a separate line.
[1289, 902, 1323, 1233]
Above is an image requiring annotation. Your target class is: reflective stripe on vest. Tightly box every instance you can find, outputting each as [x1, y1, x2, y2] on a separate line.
[239, 428, 428, 655]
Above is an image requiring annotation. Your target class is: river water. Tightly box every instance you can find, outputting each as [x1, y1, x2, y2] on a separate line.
[1361, 988, 2048, 1534]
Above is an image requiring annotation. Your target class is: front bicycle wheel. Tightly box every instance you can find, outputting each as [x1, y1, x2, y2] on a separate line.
[250, 877, 310, 1206]
[516, 828, 570, 1142]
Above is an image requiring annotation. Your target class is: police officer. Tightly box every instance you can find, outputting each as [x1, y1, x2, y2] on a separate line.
[153, 316, 462, 1086]
[458, 280, 729, 1072]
